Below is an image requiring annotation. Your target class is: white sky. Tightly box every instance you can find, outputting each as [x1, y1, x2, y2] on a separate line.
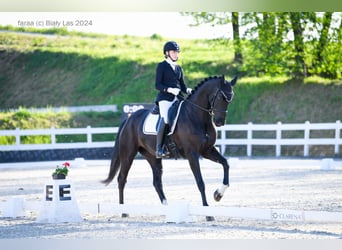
[0, 12, 232, 39]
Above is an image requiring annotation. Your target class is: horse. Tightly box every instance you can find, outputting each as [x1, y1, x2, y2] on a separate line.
[102, 75, 237, 221]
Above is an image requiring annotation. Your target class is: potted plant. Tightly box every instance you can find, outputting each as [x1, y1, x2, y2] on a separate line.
[52, 162, 70, 180]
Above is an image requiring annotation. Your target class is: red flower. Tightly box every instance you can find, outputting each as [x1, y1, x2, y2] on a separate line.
[62, 162, 70, 168]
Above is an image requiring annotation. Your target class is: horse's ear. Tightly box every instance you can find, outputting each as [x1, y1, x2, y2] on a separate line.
[230, 76, 238, 86]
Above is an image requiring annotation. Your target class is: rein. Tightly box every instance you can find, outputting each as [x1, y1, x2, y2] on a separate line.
[179, 92, 212, 115]
[179, 88, 234, 116]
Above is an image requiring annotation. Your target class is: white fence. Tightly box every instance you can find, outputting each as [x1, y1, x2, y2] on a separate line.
[216, 120, 341, 157]
[0, 121, 341, 157]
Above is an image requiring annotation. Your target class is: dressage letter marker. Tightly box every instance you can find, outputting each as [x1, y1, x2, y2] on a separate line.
[45, 185, 53, 201]
[59, 184, 72, 201]
[36, 179, 82, 223]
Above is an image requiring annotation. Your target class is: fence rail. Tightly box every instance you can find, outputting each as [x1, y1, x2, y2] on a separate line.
[0, 121, 341, 157]
[0, 126, 118, 151]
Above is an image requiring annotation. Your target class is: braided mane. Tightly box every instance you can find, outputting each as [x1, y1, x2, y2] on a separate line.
[187, 75, 223, 99]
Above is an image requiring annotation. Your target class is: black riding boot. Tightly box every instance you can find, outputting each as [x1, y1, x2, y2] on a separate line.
[156, 118, 168, 158]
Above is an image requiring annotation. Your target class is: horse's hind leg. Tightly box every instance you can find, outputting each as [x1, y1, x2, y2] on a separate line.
[145, 157, 167, 204]
[117, 148, 137, 217]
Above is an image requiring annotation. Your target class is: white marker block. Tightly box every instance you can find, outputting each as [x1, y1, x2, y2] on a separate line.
[165, 200, 193, 223]
[1, 197, 26, 218]
[321, 158, 335, 170]
[36, 179, 82, 223]
[74, 158, 87, 168]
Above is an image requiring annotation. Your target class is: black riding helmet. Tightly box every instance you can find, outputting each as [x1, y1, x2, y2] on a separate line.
[163, 41, 180, 55]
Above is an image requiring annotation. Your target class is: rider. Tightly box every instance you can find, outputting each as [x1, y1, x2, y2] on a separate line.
[155, 41, 192, 158]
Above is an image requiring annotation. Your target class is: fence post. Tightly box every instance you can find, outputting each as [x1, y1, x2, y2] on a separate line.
[304, 121, 310, 157]
[51, 126, 56, 144]
[15, 128, 20, 146]
[87, 126, 92, 144]
[220, 126, 226, 155]
[247, 122, 253, 157]
[335, 120, 341, 156]
[276, 121, 282, 157]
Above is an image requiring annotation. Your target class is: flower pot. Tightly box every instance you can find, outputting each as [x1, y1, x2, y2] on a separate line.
[52, 173, 66, 180]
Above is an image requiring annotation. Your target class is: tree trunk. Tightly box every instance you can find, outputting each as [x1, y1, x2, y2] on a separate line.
[314, 12, 332, 69]
[232, 12, 243, 64]
[289, 12, 307, 78]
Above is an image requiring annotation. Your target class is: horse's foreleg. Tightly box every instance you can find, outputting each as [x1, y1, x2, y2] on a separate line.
[202, 147, 230, 202]
[187, 153, 214, 221]
[188, 154, 208, 206]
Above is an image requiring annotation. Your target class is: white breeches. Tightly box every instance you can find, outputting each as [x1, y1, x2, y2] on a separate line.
[158, 98, 176, 124]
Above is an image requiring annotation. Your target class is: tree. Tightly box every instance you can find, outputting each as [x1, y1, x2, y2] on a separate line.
[182, 12, 243, 64]
[315, 12, 333, 64]
[183, 12, 341, 79]
[310, 12, 335, 77]
[241, 12, 292, 76]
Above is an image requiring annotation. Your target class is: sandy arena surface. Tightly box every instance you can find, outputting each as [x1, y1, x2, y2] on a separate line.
[0, 158, 341, 239]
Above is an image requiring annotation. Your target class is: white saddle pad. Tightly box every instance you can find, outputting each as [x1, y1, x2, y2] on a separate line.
[143, 102, 183, 135]
[143, 113, 160, 135]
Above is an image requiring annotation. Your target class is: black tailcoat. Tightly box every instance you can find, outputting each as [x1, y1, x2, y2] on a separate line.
[155, 60, 187, 103]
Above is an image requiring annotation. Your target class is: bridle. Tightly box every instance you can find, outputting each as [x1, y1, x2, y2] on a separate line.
[180, 87, 234, 116]
[209, 88, 234, 114]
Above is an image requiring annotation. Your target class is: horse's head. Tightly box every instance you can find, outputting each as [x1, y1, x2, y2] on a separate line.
[209, 75, 237, 126]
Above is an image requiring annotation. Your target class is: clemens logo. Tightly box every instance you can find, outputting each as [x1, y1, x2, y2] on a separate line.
[271, 209, 304, 221]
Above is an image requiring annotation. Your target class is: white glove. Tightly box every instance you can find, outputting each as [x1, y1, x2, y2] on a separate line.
[167, 87, 180, 96]
[186, 88, 193, 94]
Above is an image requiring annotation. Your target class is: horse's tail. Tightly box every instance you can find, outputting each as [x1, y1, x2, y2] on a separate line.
[101, 119, 127, 185]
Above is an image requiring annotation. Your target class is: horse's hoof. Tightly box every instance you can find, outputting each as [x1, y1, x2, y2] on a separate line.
[214, 189, 222, 202]
[121, 213, 129, 218]
[206, 216, 215, 222]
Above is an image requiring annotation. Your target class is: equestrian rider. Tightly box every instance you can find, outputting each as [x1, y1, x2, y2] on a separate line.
[155, 41, 192, 158]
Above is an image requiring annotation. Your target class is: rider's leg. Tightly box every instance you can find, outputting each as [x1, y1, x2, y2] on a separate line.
[156, 100, 173, 158]
[156, 117, 167, 158]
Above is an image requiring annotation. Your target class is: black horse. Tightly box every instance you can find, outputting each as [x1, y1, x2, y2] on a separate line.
[102, 75, 237, 221]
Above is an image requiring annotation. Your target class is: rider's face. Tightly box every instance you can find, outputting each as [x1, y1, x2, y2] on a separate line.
[167, 50, 179, 61]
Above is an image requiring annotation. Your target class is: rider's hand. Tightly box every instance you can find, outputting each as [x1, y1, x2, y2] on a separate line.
[186, 88, 193, 94]
[167, 87, 180, 96]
